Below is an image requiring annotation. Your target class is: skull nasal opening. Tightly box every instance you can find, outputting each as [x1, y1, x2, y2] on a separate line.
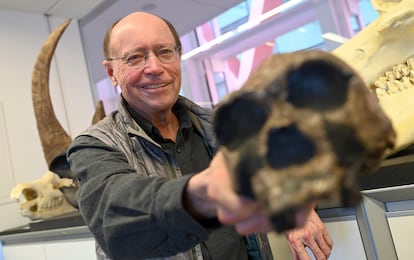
[286, 60, 351, 111]
[267, 125, 316, 169]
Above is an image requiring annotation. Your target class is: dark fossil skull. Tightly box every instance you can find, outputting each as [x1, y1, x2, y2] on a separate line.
[213, 50, 396, 232]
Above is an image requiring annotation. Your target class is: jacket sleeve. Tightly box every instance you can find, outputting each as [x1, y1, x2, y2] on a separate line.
[67, 135, 209, 259]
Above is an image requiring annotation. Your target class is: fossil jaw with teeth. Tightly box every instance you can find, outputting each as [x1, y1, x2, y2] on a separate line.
[372, 56, 414, 96]
[333, 0, 414, 154]
[372, 57, 414, 154]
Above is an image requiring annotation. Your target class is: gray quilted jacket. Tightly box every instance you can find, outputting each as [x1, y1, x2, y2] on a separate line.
[67, 96, 273, 260]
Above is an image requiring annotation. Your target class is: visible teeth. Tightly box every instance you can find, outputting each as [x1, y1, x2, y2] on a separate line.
[374, 77, 387, 89]
[372, 55, 414, 96]
[375, 88, 388, 96]
[386, 82, 399, 94]
[410, 70, 414, 79]
[385, 71, 395, 81]
[407, 57, 414, 69]
[42, 197, 63, 210]
[400, 64, 410, 77]
[144, 83, 166, 89]
[402, 77, 411, 88]
[392, 66, 402, 80]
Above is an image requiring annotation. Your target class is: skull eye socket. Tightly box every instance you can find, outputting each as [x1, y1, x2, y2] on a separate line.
[267, 125, 316, 169]
[214, 92, 269, 150]
[287, 60, 352, 111]
[22, 188, 38, 200]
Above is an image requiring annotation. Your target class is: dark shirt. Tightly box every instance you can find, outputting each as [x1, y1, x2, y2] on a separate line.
[126, 102, 249, 260]
[127, 103, 211, 175]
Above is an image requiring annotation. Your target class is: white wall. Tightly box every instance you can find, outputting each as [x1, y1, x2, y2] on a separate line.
[0, 9, 95, 231]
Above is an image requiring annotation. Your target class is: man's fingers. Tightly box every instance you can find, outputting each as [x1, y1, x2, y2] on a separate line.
[324, 230, 334, 249]
[314, 230, 333, 257]
[288, 241, 312, 260]
[306, 239, 327, 260]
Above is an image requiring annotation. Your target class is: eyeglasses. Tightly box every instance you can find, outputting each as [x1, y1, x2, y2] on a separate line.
[107, 44, 181, 69]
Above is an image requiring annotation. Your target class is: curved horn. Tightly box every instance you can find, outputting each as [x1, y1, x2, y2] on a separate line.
[32, 19, 73, 173]
[92, 100, 106, 124]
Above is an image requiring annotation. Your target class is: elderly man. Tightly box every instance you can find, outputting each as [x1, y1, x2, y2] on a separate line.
[67, 11, 332, 260]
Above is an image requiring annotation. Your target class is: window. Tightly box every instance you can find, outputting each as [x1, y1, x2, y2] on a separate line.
[179, 0, 379, 106]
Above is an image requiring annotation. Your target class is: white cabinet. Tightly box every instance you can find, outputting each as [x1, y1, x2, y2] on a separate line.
[323, 218, 366, 260]
[268, 184, 414, 260]
[269, 215, 367, 260]
[44, 238, 96, 260]
[387, 204, 414, 260]
[3, 238, 95, 260]
[1, 226, 95, 260]
[3, 243, 44, 260]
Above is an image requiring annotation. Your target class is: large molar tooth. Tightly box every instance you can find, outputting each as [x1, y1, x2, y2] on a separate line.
[407, 57, 414, 70]
[375, 87, 388, 96]
[393, 65, 403, 80]
[385, 71, 395, 81]
[387, 80, 404, 94]
[402, 76, 412, 89]
[393, 64, 410, 79]
[374, 77, 387, 90]
[401, 64, 410, 77]
[410, 71, 414, 85]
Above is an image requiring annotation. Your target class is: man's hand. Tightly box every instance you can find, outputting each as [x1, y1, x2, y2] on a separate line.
[185, 151, 273, 233]
[186, 151, 333, 259]
[285, 209, 333, 260]
[185, 151, 324, 238]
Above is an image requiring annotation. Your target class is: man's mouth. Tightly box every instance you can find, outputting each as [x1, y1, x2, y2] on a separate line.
[142, 83, 168, 89]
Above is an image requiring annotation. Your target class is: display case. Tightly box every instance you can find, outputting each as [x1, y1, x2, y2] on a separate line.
[1, 147, 414, 260]
[318, 145, 414, 260]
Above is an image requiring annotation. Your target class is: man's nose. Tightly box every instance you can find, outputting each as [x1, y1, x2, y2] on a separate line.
[144, 52, 163, 69]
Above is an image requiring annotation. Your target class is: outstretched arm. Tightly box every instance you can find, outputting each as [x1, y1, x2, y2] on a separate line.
[186, 151, 333, 260]
[185, 152, 323, 236]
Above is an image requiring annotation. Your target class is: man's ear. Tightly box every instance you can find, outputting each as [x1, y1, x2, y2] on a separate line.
[103, 60, 118, 86]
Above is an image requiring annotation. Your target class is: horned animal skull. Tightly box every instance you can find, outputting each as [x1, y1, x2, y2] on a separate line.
[333, 0, 414, 154]
[214, 50, 395, 232]
[10, 171, 77, 220]
[31, 19, 105, 209]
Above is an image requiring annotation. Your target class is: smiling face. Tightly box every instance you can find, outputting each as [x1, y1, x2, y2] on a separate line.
[103, 12, 182, 121]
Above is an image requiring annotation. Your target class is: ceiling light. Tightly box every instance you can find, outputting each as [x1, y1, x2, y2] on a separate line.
[323, 33, 349, 44]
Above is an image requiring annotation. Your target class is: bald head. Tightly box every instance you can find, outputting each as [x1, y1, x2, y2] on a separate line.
[103, 12, 181, 60]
